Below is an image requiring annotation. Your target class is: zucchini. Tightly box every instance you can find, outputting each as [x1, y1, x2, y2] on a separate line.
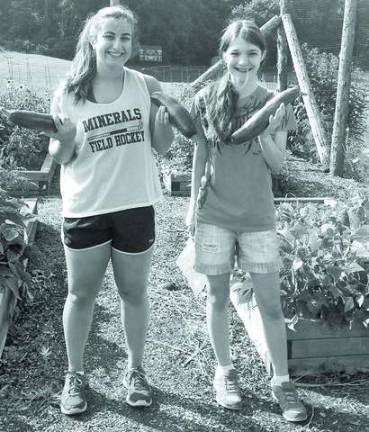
[5, 110, 57, 133]
[151, 92, 196, 138]
[231, 86, 300, 144]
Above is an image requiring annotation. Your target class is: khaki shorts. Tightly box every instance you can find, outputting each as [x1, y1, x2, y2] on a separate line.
[194, 223, 281, 275]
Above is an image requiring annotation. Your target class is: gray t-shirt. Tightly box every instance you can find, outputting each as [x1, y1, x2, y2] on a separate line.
[192, 84, 296, 232]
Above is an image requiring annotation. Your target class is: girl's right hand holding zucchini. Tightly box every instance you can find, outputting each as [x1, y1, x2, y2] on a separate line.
[44, 115, 77, 143]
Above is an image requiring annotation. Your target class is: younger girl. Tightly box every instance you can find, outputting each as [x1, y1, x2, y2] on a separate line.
[187, 20, 307, 422]
[45, 5, 173, 415]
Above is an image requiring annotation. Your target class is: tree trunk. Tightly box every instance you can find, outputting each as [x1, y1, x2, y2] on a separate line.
[282, 13, 329, 166]
[329, 0, 358, 176]
[277, 0, 290, 92]
[110, 0, 121, 5]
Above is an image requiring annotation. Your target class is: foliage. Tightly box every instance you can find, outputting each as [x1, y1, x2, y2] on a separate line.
[0, 0, 236, 65]
[159, 84, 195, 173]
[231, 0, 369, 69]
[1, 0, 368, 68]
[0, 190, 34, 303]
[288, 44, 368, 166]
[276, 193, 369, 328]
[0, 80, 50, 171]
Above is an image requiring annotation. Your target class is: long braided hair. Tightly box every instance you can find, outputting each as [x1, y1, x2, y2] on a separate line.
[62, 5, 137, 103]
[207, 20, 266, 145]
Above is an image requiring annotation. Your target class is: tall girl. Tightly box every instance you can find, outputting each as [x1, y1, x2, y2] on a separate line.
[45, 5, 173, 415]
[187, 20, 307, 422]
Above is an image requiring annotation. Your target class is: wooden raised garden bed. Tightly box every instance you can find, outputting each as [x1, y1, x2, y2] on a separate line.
[15, 152, 57, 196]
[163, 171, 299, 198]
[163, 171, 191, 197]
[230, 271, 369, 376]
[0, 197, 38, 358]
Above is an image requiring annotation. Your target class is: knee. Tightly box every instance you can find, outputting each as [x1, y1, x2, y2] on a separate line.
[67, 290, 96, 308]
[118, 285, 147, 306]
[207, 289, 229, 311]
[259, 302, 284, 322]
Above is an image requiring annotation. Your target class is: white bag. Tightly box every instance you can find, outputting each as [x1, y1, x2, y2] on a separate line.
[176, 238, 207, 297]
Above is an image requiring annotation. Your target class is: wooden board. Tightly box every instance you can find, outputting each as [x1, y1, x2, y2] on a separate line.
[12, 153, 57, 195]
[163, 172, 191, 196]
[230, 285, 369, 375]
[0, 197, 38, 358]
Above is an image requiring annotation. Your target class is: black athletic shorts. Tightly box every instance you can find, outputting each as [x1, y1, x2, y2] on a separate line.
[62, 206, 155, 253]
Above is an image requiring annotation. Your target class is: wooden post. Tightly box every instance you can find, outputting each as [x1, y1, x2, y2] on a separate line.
[277, 0, 290, 91]
[329, 0, 358, 176]
[282, 14, 329, 166]
[191, 15, 282, 92]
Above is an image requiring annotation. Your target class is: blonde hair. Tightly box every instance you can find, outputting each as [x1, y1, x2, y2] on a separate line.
[63, 5, 137, 103]
[207, 20, 266, 144]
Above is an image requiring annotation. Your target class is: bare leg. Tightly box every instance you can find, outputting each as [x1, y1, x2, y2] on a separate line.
[249, 271, 288, 376]
[63, 243, 111, 371]
[112, 246, 153, 369]
[206, 273, 232, 366]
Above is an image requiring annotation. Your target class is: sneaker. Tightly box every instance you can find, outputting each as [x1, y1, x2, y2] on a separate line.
[272, 381, 307, 422]
[60, 372, 87, 415]
[213, 369, 242, 410]
[123, 367, 152, 407]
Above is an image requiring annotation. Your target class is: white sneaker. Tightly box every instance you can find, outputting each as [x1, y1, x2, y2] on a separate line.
[213, 369, 242, 410]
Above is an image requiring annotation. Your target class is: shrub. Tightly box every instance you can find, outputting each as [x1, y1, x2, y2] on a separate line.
[158, 84, 195, 174]
[288, 44, 368, 169]
[0, 81, 50, 171]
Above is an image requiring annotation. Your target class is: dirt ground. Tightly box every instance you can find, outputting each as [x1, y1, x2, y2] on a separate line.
[1, 164, 369, 432]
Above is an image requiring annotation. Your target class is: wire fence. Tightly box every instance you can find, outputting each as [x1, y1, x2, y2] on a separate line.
[0, 53, 281, 96]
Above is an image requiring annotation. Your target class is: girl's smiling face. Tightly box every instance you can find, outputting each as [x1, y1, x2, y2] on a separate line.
[91, 17, 133, 71]
[223, 36, 264, 86]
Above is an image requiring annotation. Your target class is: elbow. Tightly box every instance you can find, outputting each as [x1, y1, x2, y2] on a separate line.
[48, 140, 74, 165]
[270, 158, 285, 175]
[152, 133, 174, 156]
[153, 140, 172, 156]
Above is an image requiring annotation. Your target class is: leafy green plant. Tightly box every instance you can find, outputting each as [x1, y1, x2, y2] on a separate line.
[158, 84, 195, 173]
[276, 193, 369, 328]
[288, 44, 368, 166]
[0, 191, 34, 304]
[0, 80, 49, 171]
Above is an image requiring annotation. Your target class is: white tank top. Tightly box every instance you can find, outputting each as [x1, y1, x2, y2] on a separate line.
[57, 68, 163, 218]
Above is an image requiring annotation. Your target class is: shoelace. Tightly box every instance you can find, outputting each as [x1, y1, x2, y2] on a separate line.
[282, 388, 299, 404]
[129, 371, 147, 391]
[224, 376, 239, 393]
[67, 374, 83, 396]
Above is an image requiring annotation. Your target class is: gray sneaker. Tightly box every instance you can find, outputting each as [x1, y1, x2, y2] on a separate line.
[60, 372, 87, 415]
[123, 367, 152, 407]
[213, 369, 242, 410]
[272, 381, 307, 422]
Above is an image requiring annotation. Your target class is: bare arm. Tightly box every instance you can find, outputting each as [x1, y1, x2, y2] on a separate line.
[48, 117, 77, 164]
[186, 126, 208, 233]
[144, 75, 174, 155]
[46, 91, 77, 165]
